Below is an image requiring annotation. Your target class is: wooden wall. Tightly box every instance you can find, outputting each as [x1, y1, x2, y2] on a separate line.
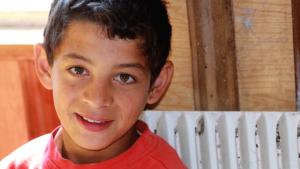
[233, 0, 296, 110]
[185, 0, 295, 111]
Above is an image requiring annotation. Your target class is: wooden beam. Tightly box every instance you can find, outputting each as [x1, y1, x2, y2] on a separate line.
[186, 0, 239, 110]
[292, 0, 300, 110]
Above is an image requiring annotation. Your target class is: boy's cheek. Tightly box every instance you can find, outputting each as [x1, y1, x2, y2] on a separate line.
[52, 80, 81, 104]
[53, 72, 84, 90]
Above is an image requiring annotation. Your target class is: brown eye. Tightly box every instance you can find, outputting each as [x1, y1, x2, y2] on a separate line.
[69, 66, 89, 76]
[120, 74, 130, 82]
[114, 73, 136, 84]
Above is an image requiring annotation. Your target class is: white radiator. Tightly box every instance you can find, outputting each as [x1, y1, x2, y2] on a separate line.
[140, 111, 300, 169]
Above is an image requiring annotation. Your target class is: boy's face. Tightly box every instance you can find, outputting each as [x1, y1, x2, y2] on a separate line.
[43, 20, 154, 151]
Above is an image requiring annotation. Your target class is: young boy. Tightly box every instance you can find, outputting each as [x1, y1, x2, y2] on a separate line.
[0, 0, 187, 168]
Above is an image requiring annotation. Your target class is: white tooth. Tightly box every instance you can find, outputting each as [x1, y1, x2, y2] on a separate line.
[83, 117, 103, 124]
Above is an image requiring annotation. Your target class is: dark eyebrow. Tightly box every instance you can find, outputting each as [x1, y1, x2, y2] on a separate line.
[62, 53, 147, 71]
[116, 63, 147, 71]
[62, 53, 93, 64]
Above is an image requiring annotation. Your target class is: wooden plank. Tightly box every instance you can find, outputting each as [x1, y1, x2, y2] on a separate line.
[292, 0, 300, 110]
[0, 61, 29, 159]
[186, 0, 207, 110]
[186, 0, 239, 110]
[154, 1, 195, 110]
[233, 0, 296, 110]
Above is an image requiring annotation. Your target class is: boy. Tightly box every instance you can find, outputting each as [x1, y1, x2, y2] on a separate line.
[0, 0, 187, 168]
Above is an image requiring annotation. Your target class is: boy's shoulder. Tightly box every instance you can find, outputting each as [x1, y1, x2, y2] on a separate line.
[144, 134, 187, 169]
[133, 121, 187, 169]
[0, 133, 51, 168]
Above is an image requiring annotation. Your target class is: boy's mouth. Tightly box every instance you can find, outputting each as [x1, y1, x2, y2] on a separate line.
[82, 116, 106, 124]
[75, 113, 113, 132]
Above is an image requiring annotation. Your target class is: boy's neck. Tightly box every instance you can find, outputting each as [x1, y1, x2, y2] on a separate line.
[55, 125, 139, 164]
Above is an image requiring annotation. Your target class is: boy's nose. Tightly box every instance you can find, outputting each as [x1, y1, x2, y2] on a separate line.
[82, 81, 113, 109]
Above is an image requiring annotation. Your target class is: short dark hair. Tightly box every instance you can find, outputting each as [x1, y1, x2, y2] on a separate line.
[43, 0, 172, 83]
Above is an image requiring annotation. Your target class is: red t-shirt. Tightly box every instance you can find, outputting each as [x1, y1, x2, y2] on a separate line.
[0, 121, 187, 169]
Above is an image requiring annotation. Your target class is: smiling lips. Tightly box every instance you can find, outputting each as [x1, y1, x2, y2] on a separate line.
[75, 113, 113, 132]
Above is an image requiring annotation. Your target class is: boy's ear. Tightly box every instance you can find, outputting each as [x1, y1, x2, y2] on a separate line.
[147, 61, 174, 105]
[34, 44, 52, 90]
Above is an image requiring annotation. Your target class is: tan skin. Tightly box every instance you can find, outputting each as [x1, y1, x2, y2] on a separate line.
[34, 20, 173, 164]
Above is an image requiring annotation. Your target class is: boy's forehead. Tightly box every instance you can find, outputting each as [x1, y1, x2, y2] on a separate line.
[54, 20, 148, 65]
[61, 20, 144, 49]
[56, 20, 143, 52]
[66, 20, 111, 39]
